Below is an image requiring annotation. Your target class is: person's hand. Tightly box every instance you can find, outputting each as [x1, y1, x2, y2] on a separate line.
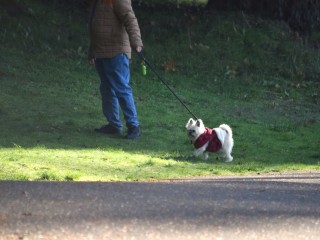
[136, 46, 142, 53]
[88, 58, 95, 65]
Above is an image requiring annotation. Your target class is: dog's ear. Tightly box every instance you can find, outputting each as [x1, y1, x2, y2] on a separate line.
[186, 118, 194, 128]
[196, 119, 202, 127]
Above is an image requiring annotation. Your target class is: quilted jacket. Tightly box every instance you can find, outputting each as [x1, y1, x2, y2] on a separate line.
[88, 0, 143, 59]
[194, 128, 222, 152]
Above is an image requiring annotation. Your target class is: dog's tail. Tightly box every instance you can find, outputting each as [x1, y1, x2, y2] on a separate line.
[219, 124, 233, 138]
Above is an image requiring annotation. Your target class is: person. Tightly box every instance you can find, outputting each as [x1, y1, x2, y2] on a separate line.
[88, 0, 143, 139]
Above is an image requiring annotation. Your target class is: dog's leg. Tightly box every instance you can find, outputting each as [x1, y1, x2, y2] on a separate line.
[221, 147, 233, 162]
[223, 146, 233, 162]
[204, 152, 209, 160]
[192, 144, 207, 158]
[224, 154, 233, 162]
[221, 132, 234, 162]
[193, 148, 204, 157]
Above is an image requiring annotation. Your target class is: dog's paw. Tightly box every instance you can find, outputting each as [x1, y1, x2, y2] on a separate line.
[224, 156, 233, 162]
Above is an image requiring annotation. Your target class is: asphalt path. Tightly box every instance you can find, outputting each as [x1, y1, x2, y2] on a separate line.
[0, 172, 320, 240]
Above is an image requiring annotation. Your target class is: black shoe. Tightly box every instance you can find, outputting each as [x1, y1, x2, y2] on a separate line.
[94, 124, 121, 134]
[125, 126, 141, 139]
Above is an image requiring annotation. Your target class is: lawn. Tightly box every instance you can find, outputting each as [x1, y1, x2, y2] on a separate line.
[0, 0, 319, 181]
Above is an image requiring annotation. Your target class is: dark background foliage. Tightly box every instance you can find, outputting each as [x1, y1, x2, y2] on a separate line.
[207, 0, 320, 33]
[40, 0, 320, 34]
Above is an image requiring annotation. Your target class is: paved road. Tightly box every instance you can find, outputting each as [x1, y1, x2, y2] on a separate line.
[0, 172, 320, 240]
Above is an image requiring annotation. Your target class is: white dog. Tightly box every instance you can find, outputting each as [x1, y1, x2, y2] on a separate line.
[186, 118, 234, 162]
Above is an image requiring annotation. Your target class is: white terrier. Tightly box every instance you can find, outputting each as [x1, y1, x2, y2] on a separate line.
[186, 118, 234, 162]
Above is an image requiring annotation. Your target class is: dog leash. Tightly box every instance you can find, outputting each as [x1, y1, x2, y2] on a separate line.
[137, 51, 198, 120]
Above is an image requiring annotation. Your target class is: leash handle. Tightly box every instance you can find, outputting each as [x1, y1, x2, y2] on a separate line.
[137, 51, 198, 120]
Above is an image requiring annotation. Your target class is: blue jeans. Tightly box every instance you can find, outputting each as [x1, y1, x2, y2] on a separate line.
[95, 54, 139, 130]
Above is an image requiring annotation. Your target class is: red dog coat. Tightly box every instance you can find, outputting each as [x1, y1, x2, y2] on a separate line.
[194, 128, 222, 152]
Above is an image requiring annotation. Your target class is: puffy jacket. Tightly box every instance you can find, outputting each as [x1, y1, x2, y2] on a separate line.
[88, 0, 143, 59]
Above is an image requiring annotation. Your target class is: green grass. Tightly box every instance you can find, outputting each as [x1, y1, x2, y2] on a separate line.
[0, 0, 319, 181]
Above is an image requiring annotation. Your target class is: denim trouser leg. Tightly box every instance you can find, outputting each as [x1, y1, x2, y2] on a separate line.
[95, 54, 139, 129]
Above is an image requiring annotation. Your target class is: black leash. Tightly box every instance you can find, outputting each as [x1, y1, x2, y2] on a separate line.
[137, 51, 198, 120]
